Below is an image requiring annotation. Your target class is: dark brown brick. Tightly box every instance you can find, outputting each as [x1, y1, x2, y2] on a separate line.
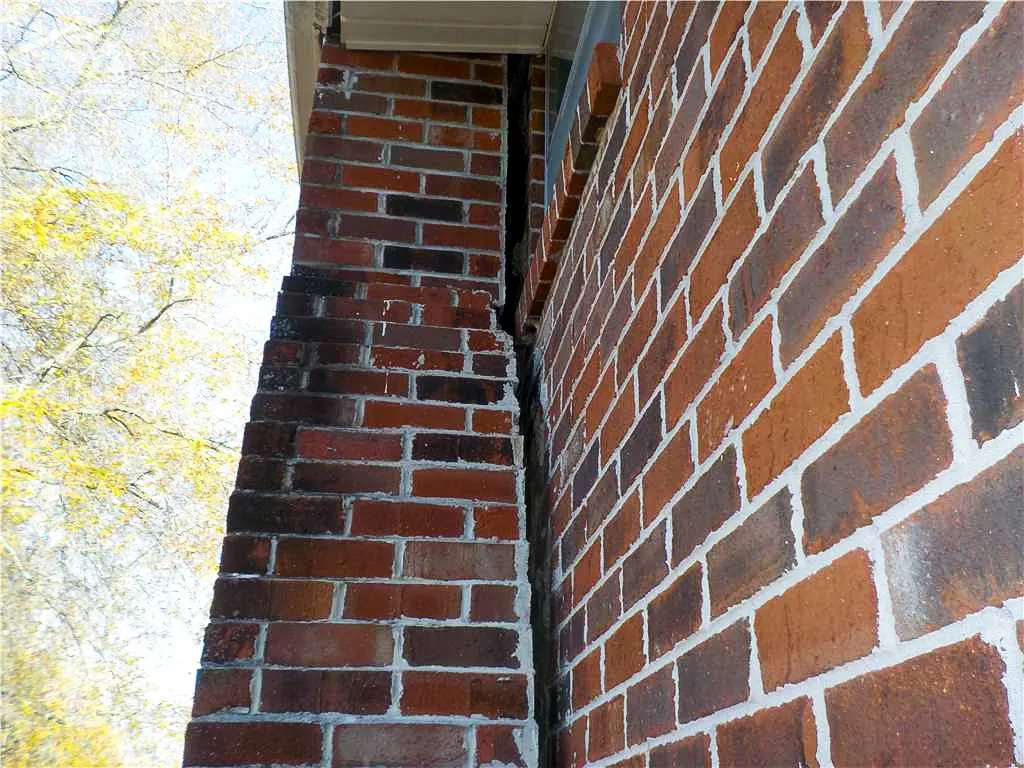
[762, 4, 871, 207]
[383, 245, 464, 275]
[470, 583, 517, 621]
[262, 669, 390, 714]
[825, 636, 1014, 766]
[390, 144, 466, 172]
[417, 375, 503, 405]
[201, 622, 257, 663]
[676, 621, 751, 723]
[708, 489, 796, 616]
[626, 663, 676, 745]
[650, 733, 712, 768]
[683, 50, 746, 198]
[622, 522, 668, 609]
[659, 173, 717, 302]
[620, 393, 663, 490]
[883, 447, 1024, 639]
[654, 63, 705, 200]
[729, 166, 823, 337]
[333, 724, 467, 768]
[219, 535, 269, 575]
[430, 80, 503, 104]
[386, 194, 463, 222]
[192, 668, 250, 716]
[404, 626, 518, 668]
[401, 672, 528, 718]
[779, 156, 904, 363]
[412, 433, 513, 465]
[265, 622, 394, 666]
[826, 2, 985, 202]
[852, 131, 1024, 392]
[802, 366, 953, 554]
[587, 570, 623, 642]
[912, 3, 1024, 208]
[805, 1, 840, 44]
[957, 282, 1024, 443]
[183, 722, 322, 767]
[648, 563, 702, 659]
[672, 446, 741, 563]
[717, 697, 818, 768]
[756, 549, 878, 690]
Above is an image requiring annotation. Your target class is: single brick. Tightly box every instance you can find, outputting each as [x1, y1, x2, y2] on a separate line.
[405, 626, 519, 668]
[852, 131, 1023, 393]
[400, 672, 527, 718]
[743, 333, 850, 495]
[956, 282, 1024, 443]
[825, 636, 1014, 766]
[802, 366, 953, 554]
[191, 668, 250, 716]
[717, 697, 818, 768]
[755, 549, 878, 691]
[275, 538, 394, 578]
[626, 663, 676, 746]
[265, 622, 394, 666]
[912, 3, 1024, 208]
[648, 562, 702, 659]
[219, 535, 269, 575]
[404, 541, 515, 580]
[664, 305, 726, 427]
[572, 648, 602, 711]
[363, 401, 466, 430]
[622, 522, 668, 609]
[344, 582, 462, 620]
[588, 695, 625, 762]
[762, 4, 871, 207]
[620, 393, 664, 490]
[430, 80, 503, 105]
[295, 427, 403, 461]
[332, 724, 466, 768]
[826, 2, 985, 202]
[650, 733, 712, 768]
[470, 584, 517, 622]
[883, 447, 1024, 639]
[659, 171, 717, 302]
[708, 488, 796, 617]
[183, 723, 322, 767]
[676, 621, 751, 723]
[383, 244, 465, 274]
[210, 578, 333, 620]
[672, 446, 742, 563]
[349, 500, 465, 538]
[586, 570, 623, 642]
[417, 375, 504, 405]
[641, 426, 694, 525]
[779, 156, 904, 364]
[604, 614, 645, 689]
[412, 467, 517, 503]
[262, 669, 390, 714]
[201, 622, 258, 663]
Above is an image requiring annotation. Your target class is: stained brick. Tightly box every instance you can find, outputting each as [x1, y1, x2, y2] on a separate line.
[683, 51, 746, 199]
[401, 672, 527, 718]
[826, 2, 985, 202]
[802, 366, 952, 554]
[852, 130, 1023, 392]
[672, 446, 741, 563]
[825, 636, 1014, 766]
[883, 448, 1024, 639]
[626, 663, 676, 745]
[405, 626, 518, 668]
[588, 695, 625, 762]
[344, 583, 461, 620]
[664, 305, 725, 427]
[183, 723, 322, 767]
[622, 522, 668, 609]
[676, 621, 751, 723]
[717, 697, 818, 768]
[650, 733, 712, 768]
[648, 562, 702, 659]
[333, 724, 467, 768]
[404, 541, 515, 581]
[262, 669, 390, 714]
[756, 549, 878, 690]
[956, 282, 1024, 443]
[708, 488, 795, 616]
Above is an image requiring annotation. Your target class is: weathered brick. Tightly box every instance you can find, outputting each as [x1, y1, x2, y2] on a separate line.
[746, 2, 786, 67]
[192, 668, 250, 716]
[401, 672, 527, 718]
[586, 569, 623, 642]
[676, 621, 751, 723]
[275, 538, 394, 579]
[183, 723, 322, 767]
[696, 318, 775, 459]
[852, 131, 1023, 392]
[883, 447, 1024, 639]
[825, 636, 1014, 766]
[604, 614, 645, 690]
[333, 724, 467, 768]
[684, 52, 746, 198]
[210, 578, 332, 621]
[956, 282, 1024, 443]
[762, 4, 871, 207]
[626, 663, 676, 745]
[405, 626, 518, 668]
[622, 522, 668, 609]
[672, 446, 741, 563]
[201, 622, 257, 663]
[708, 488, 795, 616]
[664, 305, 725, 427]
[344, 582, 461, 621]
[717, 697, 818, 768]
[912, 3, 1024, 208]
[650, 733, 712, 768]
[802, 366, 953, 554]
[743, 334, 850, 495]
[778, 156, 904, 363]
[826, 2, 985, 202]
[648, 562, 702, 659]
[350, 499, 465, 538]
[404, 541, 515, 580]
[756, 549, 878, 690]
[588, 695, 625, 762]
[262, 669, 391, 714]
[659, 173, 717, 303]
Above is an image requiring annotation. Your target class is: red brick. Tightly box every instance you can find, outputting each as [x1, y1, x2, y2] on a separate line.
[474, 409, 514, 434]
[219, 535, 269, 575]
[882, 447, 1024, 639]
[192, 668, 250, 716]
[475, 725, 525, 766]
[672, 445, 741, 563]
[333, 724, 467, 768]
[641, 426, 693, 525]
[709, 2, 750, 76]
[320, 46, 394, 69]
[275, 538, 394, 579]
[604, 614, 645, 689]
[342, 163, 420, 193]
[743, 334, 849, 495]
[573, 539, 602, 606]
[802, 366, 953, 554]
[650, 733, 712, 768]
[412, 467, 516, 503]
[634, 185, 682, 293]
[664, 304, 726, 427]
[691, 178, 760, 323]
[603, 493, 641, 566]
[263, 623, 387, 670]
[557, 717, 587, 768]
[622, 522, 668, 609]
[626, 663, 676, 745]
[183, 722, 322, 767]
[294, 237, 375, 267]
[613, 192, 653, 290]
[401, 672, 528, 718]
[470, 584, 517, 622]
[676, 621, 751, 723]
[262, 669, 390, 714]
[291, 462, 400, 495]
[708, 489, 795, 616]
[363, 401, 466, 430]
[654, 64, 705, 201]
[371, 347, 465, 372]
[648, 562, 702, 659]
[210, 578, 332, 620]
[762, 4, 871, 207]
[746, 1, 786, 68]
[852, 131, 1024, 393]
[756, 549, 878, 690]
[295, 427, 403, 461]
[717, 697, 818, 768]
[404, 541, 515, 580]
[201, 622, 257, 662]
[826, 636, 1014, 766]
[404, 626, 518, 668]
[779, 156, 903, 363]
[572, 648, 602, 710]
[350, 499, 465, 537]
[396, 52, 471, 79]
[588, 695, 625, 762]
[683, 51, 746, 198]
[600, 383, 637, 464]
[425, 174, 502, 203]
[912, 4, 1024, 208]
[299, 185, 378, 212]
[473, 505, 519, 539]
[825, 2, 985, 202]
[696, 317, 775, 459]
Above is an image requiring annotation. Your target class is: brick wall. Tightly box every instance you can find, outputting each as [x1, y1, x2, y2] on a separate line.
[526, 2, 1023, 765]
[184, 47, 539, 768]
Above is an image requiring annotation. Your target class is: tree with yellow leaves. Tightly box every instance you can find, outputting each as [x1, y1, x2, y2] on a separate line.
[1, 1, 295, 764]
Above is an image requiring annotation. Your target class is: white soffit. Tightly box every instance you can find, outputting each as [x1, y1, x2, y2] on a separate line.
[339, 1, 556, 53]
